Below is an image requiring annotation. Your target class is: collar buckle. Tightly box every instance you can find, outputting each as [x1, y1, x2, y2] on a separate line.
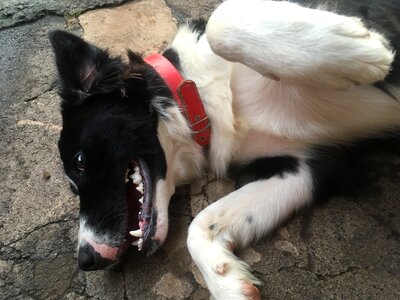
[145, 54, 211, 148]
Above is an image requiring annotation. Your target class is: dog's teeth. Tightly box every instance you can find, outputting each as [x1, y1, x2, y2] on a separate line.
[134, 166, 140, 173]
[136, 183, 144, 194]
[139, 197, 143, 204]
[130, 173, 142, 185]
[138, 238, 143, 251]
[131, 240, 139, 246]
[129, 229, 143, 237]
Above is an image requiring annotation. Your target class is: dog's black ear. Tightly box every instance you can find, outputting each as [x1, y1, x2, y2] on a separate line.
[126, 49, 145, 65]
[49, 30, 125, 105]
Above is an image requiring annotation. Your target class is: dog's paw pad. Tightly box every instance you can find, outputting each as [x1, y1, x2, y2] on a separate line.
[242, 282, 260, 300]
[226, 241, 236, 251]
[214, 262, 229, 275]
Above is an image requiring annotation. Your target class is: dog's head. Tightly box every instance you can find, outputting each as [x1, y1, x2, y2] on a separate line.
[49, 31, 173, 270]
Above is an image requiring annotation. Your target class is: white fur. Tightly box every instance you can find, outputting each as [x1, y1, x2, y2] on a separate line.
[157, 103, 206, 185]
[153, 105, 206, 242]
[231, 64, 400, 146]
[170, 26, 237, 176]
[152, 179, 174, 242]
[152, 0, 400, 298]
[67, 176, 78, 192]
[78, 217, 93, 249]
[78, 216, 108, 247]
[207, 0, 394, 89]
[187, 162, 312, 299]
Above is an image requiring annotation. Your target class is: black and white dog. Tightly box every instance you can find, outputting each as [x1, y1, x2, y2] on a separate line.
[49, 0, 400, 298]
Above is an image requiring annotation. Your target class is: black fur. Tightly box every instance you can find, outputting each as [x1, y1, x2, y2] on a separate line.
[231, 156, 299, 189]
[188, 18, 207, 41]
[163, 48, 181, 71]
[49, 31, 127, 106]
[308, 136, 400, 202]
[50, 30, 169, 241]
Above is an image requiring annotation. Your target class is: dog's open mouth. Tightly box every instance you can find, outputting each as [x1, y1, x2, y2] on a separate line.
[119, 158, 157, 256]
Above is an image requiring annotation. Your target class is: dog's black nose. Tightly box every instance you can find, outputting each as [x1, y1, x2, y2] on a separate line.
[78, 243, 115, 271]
[78, 243, 95, 270]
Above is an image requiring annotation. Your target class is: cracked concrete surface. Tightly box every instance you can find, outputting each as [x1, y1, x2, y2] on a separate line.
[1, 0, 399, 299]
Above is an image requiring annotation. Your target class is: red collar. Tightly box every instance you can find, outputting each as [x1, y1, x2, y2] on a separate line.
[144, 54, 211, 148]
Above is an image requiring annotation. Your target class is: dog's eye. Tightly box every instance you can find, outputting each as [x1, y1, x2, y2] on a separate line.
[73, 152, 86, 172]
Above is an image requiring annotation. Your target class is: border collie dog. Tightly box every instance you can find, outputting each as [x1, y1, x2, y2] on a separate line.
[50, 0, 400, 298]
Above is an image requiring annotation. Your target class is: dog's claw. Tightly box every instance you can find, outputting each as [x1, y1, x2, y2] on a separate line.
[136, 183, 144, 194]
[242, 282, 260, 300]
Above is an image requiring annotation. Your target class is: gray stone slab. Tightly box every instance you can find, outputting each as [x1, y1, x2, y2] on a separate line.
[0, 16, 81, 245]
[0, 16, 79, 107]
[78, 0, 177, 56]
[253, 180, 400, 299]
[165, 0, 222, 23]
[0, 0, 124, 29]
[0, 16, 81, 300]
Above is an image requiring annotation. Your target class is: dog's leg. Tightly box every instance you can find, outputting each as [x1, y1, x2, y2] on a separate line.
[206, 0, 394, 89]
[187, 161, 312, 299]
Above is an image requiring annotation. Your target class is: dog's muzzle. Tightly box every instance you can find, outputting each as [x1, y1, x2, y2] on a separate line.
[78, 238, 119, 271]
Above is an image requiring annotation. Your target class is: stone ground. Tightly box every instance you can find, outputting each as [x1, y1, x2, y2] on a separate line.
[1, 0, 400, 299]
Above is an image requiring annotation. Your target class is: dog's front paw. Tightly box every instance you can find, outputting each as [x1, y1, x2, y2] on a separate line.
[203, 250, 261, 300]
[207, 268, 261, 300]
[323, 16, 394, 88]
[189, 233, 261, 299]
